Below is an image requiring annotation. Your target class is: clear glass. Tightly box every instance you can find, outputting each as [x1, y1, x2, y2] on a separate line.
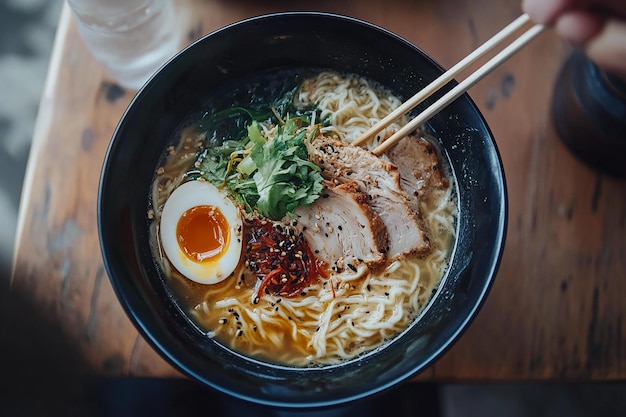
[66, 0, 181, 90]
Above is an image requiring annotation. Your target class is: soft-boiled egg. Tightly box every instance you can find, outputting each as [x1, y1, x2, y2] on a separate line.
[160, 180, 243, 284]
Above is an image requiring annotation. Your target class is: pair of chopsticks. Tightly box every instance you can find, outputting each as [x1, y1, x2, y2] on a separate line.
[353, 14, 547, 155]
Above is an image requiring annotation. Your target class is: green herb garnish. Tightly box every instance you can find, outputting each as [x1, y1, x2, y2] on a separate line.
[199, 118, 324, 220]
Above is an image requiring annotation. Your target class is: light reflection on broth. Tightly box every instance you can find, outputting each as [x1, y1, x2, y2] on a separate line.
[149, 70, 457, 367]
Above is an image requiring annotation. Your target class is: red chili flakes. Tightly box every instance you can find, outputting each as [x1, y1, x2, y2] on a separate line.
[243, 219, 327, 300]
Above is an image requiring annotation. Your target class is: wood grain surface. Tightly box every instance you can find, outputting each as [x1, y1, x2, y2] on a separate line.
[10, 0, 626, 380]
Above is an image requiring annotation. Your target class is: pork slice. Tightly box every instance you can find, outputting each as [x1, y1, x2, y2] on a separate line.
[308, 136, 430, 259]
[294, 181, 388, 271]
[385, 135, 449, 213]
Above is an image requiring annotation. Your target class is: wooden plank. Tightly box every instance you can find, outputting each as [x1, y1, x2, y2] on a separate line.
[11, 4, 177, 376]
[10, 0, 626, 380]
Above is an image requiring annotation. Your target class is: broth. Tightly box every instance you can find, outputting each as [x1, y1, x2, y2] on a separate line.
[149, 69, 457, 367]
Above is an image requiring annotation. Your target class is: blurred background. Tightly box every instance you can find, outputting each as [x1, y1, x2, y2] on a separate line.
[0, 0, 62, 277]
[1, 0, 626, 416]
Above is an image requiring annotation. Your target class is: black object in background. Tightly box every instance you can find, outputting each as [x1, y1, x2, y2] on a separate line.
[552, 51, 626, 177]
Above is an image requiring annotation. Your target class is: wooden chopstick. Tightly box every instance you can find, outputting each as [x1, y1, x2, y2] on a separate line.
[352, 14, 546, 154]
[371, 21, 546, 155]
[354, 14, 533, 147]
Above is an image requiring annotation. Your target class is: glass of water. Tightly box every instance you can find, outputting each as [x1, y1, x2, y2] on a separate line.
[67, 0, 181, 90]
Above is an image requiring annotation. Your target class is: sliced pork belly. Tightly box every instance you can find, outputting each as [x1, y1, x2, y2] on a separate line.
[385, 135, 449, 214]
[308, 136, 430, 259]
[294, 181, 388, 270]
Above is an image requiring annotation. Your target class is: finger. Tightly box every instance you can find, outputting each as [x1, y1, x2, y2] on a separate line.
[555, 11, 605, 45]
[585, 19, 626, 76]
[522, 0, 574, 23]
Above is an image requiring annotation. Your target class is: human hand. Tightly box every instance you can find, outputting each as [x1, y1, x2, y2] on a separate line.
[522, 0, 626, 76]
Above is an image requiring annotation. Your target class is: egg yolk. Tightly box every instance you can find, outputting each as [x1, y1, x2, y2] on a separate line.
[176, 205, 229, 262]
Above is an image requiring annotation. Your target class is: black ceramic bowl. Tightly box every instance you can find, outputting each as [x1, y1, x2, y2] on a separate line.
[98, 12, 507, 409]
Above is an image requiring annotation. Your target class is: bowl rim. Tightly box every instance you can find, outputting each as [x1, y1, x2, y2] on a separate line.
[98, 11, 508, 409]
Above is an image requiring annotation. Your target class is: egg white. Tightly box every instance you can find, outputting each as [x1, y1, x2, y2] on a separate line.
[160, 180, 243, 284]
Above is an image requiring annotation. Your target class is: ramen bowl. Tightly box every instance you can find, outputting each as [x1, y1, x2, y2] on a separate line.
[98, 12, 507, 409]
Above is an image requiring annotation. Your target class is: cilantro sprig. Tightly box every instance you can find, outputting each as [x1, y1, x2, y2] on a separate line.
[199, 119, 324, 220]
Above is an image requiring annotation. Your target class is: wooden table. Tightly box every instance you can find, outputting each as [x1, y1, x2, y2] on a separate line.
[11, 0, 626, 381]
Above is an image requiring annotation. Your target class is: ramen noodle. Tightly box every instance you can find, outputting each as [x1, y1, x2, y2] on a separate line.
[149, 70, 457, 367]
